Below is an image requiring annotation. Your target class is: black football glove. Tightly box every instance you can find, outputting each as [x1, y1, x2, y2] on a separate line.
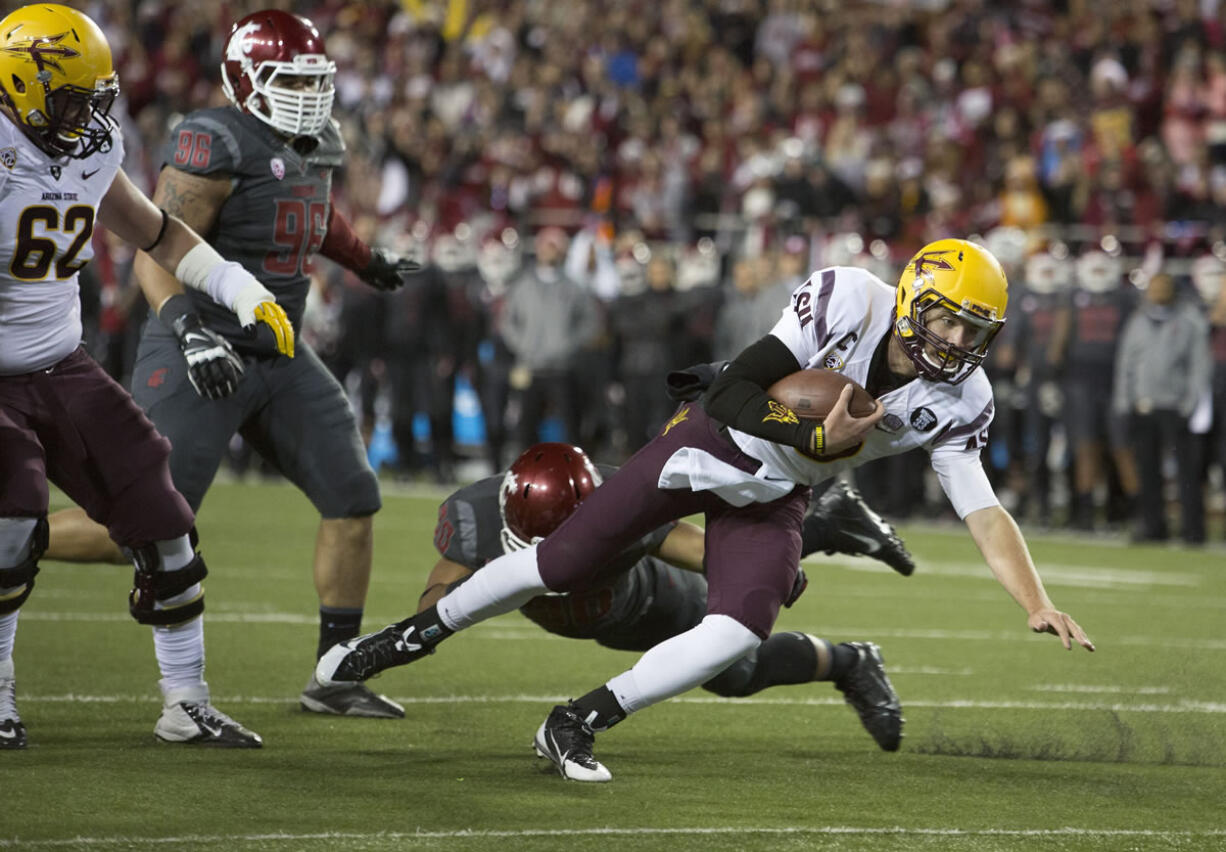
[784, 567, 808, 608]
[165, 297, 244, 400]
[358, 247, 422, 291]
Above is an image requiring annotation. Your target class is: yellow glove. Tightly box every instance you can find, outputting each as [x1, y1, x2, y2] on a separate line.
[253, 301, 295, 358]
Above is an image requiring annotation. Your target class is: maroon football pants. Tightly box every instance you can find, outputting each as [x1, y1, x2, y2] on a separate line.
[537, 403, 808, 639]
[0, 348, 193, 546]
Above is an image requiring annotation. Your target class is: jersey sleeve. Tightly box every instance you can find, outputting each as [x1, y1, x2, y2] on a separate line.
[160, 111, 244, 176]
[927, 381, 1000, 518]
[768, 267, 880, 368]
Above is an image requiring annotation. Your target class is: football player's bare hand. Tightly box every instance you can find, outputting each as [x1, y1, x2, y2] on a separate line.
[1029, 608, 1095, 652]
[252, 301, 295, 358]
[824, 385, 885, 451]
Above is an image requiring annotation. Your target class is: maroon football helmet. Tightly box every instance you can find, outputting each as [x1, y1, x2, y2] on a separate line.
[499, 443, 603, 552]
[220, 9, 335, 138]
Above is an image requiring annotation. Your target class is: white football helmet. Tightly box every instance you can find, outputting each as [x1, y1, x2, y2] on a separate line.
[1191, 254, 1226, 305]
[1075, 250, 1121, 294]
[1024, 252, 1070, 295]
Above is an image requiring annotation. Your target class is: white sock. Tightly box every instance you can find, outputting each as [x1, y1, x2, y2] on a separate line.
[0, 612, 17, 664]
[153, 618, 205, 695]
[437, 544, 548, 631]
[150, 535, 205, 694]
[0, 518, 36, 664]
[606, 614, 760, 715]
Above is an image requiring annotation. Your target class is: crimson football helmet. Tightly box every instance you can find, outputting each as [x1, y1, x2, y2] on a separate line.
[220, 9, 335, 138]
[499, 443, 603, 552]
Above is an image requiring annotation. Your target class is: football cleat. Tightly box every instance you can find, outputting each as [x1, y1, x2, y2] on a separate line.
[806, 480, 916, 576]
[314, 618, 437, 687]
[833, 642, 903, 752]
[300, 674, 405, 718]
[0, 660, 25, 750]
[0, 718, 26, 750]
[533, 703, 611, 782]
[154, 684, 262, 748]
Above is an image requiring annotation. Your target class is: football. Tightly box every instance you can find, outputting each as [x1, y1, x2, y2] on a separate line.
[767, 369, 877, 420]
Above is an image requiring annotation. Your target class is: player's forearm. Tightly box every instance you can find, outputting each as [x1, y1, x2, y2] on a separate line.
[655, 521, 706, 573]
[138, 213, 223, 316]
[965, 505, 1054, 615]
[319, 201, 372, 273]
[702, 335, 813, 448]
[418, 559, 475, 612]
[133, 248, 187, 317]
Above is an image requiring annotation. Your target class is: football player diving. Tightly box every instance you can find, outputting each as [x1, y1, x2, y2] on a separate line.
[317, 239, 1095, 782]
[0, 4, 297, 748]
[422, 441, 914, 749]
[41, 8, 420, 722]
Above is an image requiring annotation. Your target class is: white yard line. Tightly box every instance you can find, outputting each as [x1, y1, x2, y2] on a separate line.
[3, 826, 1225, 848]
[16, 609, 1226, 650]
[16, 692, 1226, 713]
[1031, 684, 1172, 694]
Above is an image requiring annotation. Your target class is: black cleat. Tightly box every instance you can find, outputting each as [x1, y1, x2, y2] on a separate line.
[300, 675, 405, 718]
[0, 661, 27, 750]
[806, 480, 916, 576]
[0, 718, 27, 750]
[315, 618, 439, 686]
[834, 642, 903, 751]
[533, 704, 612, 782]
[154, 685, 262, 748]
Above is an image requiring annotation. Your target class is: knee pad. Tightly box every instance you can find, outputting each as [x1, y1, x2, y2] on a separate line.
[0, 517, 48, 615]
[126, 538, 208, 627]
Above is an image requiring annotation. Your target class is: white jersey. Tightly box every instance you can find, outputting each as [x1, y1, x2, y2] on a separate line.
[729, 266, 1000, 519]
[0, 116, 124, 374]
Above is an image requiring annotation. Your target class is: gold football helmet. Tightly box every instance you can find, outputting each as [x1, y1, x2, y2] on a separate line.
[0, 4, 118, 158]
[894, 238, 1008, 384]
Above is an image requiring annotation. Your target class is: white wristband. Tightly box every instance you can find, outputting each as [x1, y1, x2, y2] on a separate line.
[175, 241, 274, 325]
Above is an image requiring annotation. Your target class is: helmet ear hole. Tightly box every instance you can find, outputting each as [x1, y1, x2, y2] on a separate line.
[11, 75, 24, 94]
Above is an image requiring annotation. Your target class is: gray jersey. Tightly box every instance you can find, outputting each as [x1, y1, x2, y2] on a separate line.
[434, 465, 678, 640]
[158, 107, 344, 355]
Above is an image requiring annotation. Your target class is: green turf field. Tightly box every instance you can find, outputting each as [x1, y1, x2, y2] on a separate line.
[4, 480, 1225, 851]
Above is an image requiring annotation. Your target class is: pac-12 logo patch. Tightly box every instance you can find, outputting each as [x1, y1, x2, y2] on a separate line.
[910, 407, 937, 431]
[823, 353, 844, 370]
[877, 413, 903, 433]
[49, 164, 61, 180]
[0, 147, 15, 169]
[270, 157, 285, 180]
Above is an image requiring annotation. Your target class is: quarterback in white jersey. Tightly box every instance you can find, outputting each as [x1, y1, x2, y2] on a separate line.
[313, 237, 1094, 783]
[729, 264, 999, 520]
[0, 4, 293, 750]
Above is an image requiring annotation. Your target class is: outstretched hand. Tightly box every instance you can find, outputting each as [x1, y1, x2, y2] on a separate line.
[1028, 608, 1095, 651]
[360, 247, 423, 291]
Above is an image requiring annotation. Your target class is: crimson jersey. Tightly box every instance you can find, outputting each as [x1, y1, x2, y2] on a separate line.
[158, 107, 344, 354]
[433, 466, 676, 639]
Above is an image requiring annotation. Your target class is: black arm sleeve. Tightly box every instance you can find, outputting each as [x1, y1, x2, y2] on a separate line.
[701, 334, 814, 449]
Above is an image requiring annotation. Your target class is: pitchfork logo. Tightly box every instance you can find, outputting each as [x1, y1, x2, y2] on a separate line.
[1, 32, 80, 74]
[912, 250, 957, 287]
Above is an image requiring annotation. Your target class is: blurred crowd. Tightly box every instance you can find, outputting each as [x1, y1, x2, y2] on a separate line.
[53, 0, 1226, 541]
